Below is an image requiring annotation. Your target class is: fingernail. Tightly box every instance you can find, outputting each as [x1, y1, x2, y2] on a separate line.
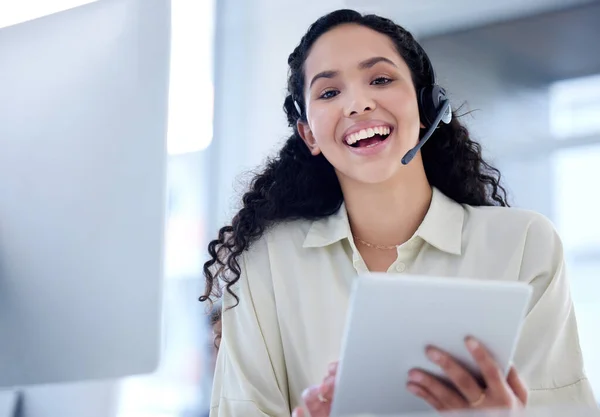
[407, 384, 420, 394]
[408, 371, 423, 382]
[319, 382, 327, 394]
[466, 337, 479, 351]
[427, 348, 442, 363]
[328, 362, 337, 373]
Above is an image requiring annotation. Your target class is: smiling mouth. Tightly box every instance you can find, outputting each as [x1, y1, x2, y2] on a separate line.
[349, 133, 390, 148]
[344, 126, 392, 148]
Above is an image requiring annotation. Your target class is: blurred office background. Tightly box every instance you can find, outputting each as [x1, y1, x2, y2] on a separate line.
[1, 0, 599, 416]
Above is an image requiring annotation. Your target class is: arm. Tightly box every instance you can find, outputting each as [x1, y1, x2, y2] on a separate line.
[210, 239, 290, 417]
[514, 214, 597, 407]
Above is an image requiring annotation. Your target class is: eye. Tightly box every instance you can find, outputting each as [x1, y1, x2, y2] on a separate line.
[371, 77, 393, 86]
[319, 89, 339, 100]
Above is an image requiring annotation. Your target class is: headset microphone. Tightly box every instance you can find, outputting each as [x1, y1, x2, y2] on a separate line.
[401, 45, 453, 166]
[401, 99, 451, 165]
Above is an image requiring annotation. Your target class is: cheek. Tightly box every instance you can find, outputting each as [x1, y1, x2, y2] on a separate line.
[384, 92, 419, 121]
[308, 106, 338, 144]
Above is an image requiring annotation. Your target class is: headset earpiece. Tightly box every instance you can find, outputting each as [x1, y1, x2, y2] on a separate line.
[417, 50, 452, 129]
[418, 85, 451, 129]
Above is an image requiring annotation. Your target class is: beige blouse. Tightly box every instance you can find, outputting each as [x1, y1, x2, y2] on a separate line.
[210, 187, 597, 416]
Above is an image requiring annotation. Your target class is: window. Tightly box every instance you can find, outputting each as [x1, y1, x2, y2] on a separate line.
[166, 0, 215, 155]
[552, 144, 600, 396]
[552, 145, 600, 251]
[550, 74, 600, 140]
[551, 73, 600, 397]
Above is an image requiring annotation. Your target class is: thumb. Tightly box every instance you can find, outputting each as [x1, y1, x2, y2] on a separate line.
[507, 366, 528, 405]
[302, 385, 331, 417]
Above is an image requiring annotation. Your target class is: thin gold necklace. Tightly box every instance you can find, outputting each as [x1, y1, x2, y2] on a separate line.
[353, 235, 398, 251]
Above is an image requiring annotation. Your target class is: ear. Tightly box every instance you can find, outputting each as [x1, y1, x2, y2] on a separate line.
[297, 121, 321, 156]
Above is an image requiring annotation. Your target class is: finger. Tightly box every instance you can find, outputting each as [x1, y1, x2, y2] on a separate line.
[407, 382, 445, 411]
[319, 374, 336, 402]
[426, 346, 483, 404]
[466, 337, 507, 394]
[327, 361, 338, 376]
[292, 407, 305, 417]
[302, 385, 330, 417]
[408, 370, 466, 409]
[507, 366, 528, 405]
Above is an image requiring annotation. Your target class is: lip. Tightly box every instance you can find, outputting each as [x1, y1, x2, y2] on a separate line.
[341, 119, 394, 143]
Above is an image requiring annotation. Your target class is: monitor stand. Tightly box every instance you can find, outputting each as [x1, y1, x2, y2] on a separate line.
[0, 391, 20, 417]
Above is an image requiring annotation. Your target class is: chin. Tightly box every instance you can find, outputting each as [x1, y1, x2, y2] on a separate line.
[338, 164, 402, 186]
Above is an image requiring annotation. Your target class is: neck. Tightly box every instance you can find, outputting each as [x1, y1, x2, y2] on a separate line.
[340, 166, 432, 248]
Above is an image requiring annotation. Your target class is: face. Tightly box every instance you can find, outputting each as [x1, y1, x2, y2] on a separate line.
[297, 24, 422, 185]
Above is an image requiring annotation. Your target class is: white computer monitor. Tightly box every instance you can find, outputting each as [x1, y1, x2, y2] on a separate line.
[0, 0, 170, 388]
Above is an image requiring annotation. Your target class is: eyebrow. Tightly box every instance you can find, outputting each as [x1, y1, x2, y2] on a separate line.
[308, 56, 398, 89]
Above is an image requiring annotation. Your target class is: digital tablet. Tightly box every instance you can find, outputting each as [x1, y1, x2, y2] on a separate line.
[330, 273, 533, 417]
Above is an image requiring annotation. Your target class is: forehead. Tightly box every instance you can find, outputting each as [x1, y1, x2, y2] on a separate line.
[304, 24, 402, 77]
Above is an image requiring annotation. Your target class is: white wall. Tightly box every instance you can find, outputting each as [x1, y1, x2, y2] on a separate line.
[209, 0, 346, 232]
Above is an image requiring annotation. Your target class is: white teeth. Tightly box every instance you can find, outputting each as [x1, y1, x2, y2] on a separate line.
[345, 126, 391, 145]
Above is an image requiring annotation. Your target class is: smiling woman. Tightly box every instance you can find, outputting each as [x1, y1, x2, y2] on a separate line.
[202, 8, 597, 417]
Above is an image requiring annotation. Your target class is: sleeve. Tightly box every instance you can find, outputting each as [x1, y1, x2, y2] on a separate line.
[209, 239, 291, 417]
[513, 214, 597, 408]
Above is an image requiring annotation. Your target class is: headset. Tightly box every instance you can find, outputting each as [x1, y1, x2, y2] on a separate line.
[402, 48, 452, 165]
[293, 46, 452, 165]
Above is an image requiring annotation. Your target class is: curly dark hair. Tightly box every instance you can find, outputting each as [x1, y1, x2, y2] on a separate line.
[200, 9, 509, 308]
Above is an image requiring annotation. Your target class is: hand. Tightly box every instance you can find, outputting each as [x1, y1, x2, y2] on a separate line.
[292, 362, 338, 417]
[406, 337, 528, 411]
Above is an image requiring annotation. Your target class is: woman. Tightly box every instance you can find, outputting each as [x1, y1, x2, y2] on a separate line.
[201, 9, 596, 417]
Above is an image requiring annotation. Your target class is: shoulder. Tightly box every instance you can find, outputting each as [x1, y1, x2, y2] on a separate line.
[463, 204, 564, 281]
[224, 218, 313, 307]
[237, 218, 313, 282]
[464, 204, 560, 247]
[244, 218, 313, 260]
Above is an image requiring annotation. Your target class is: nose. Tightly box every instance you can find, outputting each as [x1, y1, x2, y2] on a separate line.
[344, 88, 376, 117]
